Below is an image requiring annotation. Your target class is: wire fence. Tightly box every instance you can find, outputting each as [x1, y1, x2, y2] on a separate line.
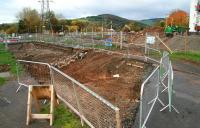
[16, 60, 121, 128]
[16, 60, 52, 92]
[17, 33, 145, 55]
[139, 66, 160, 128]
[14, 33, 176, 128]
[139, 51, 176, 128]
[166, 35, 200, 52]
[52, 67, 120, 128]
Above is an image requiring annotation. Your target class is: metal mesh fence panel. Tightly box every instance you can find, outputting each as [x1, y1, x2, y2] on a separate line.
[140, 66, 160, 128]
[16, 60, 52, 87]
[161, 51, 170, 73]
[51, 67, 79, 111]
[51, 67, 120, 128]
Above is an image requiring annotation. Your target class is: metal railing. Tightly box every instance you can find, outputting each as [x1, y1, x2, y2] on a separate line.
[16, 60, 53, 92]
[139, 66, 161, 128]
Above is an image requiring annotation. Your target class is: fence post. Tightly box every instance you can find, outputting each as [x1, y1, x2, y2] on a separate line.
[184, 30, 188, 52]
[145, 33, 147, 55]
[92, 27, 94, 49]
[120, 31, 123, 49]
[72, 82, 84, 126]
[139, 96, 142, 128]
[168, 62, 172, 112]
[115, 108, 121, 128]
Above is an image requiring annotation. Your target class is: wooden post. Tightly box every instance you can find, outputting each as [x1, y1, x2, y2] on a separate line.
[145, 33, 147, 54]
[184, 30, 188, 52]
[92, 27, 94, 49]
[26, 85, 54, 126]
[26, 85, 33, 125]
[115, 109, 121, 128]
[50, 85, 54, 126]
[156, 35, 173, 54]
[120, 32, 123, 49]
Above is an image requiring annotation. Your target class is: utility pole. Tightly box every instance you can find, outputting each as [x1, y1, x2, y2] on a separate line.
[92, 27, 94, 49]
[120, 31, 123, 49]
[110, 21, 112, 39]
[38, 0, 53, 35]
[102, 15, 104, 38]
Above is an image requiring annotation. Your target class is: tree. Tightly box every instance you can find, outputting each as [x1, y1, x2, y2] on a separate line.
[160, 21, 165, 27]
[17, 7, 40, 33]
[122, 24, 131, 32]
[71, 20, 89, 32]
[166, 10, 189, 27]
[18, 19, 27, 33]
[122, 22, 142, 32]
[6, 25, 17, 34]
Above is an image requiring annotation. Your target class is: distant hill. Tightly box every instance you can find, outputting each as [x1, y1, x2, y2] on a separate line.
[139, 18, 165, 26]
[79, 14, 148, 31]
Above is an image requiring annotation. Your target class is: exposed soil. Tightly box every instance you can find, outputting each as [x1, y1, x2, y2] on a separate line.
[8, 42, 153, 127]
[0, 64, 10, 72]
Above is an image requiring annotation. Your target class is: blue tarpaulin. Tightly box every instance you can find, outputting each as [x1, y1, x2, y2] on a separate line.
[105, 38, 112, 47]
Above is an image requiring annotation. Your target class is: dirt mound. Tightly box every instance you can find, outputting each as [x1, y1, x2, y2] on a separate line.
[61, 50, 149, 124]
[143, 27, 164, 35]
[21, 43, 35, 50]
[0, 64, 10, 72]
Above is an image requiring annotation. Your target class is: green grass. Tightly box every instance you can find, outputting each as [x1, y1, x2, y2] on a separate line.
[0, 44, 17, 75]
[0, 77, 6, 86]
[170, 51, 200, 62]
[41, 103, 89, 128]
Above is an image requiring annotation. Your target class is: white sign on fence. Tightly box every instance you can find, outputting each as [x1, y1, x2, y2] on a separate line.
[146, 36, 155, 44]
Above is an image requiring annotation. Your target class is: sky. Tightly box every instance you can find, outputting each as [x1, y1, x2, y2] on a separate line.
[0, 0, 191, 24]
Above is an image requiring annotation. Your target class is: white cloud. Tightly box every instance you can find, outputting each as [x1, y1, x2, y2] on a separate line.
[0, 0, 190, 23]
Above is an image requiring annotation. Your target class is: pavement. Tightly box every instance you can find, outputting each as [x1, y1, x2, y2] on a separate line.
[0, 80, 51, 128]
[0, 72, 11, 78]
[144, 61, 200, 128]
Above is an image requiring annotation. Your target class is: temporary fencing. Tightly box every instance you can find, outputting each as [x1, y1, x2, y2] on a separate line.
[14, 32, 178, 128]
[16, 60, 52, 92]
[139, 50, 178, 128]
[16, 60, 121, 128]
[139, 66, 162, 128]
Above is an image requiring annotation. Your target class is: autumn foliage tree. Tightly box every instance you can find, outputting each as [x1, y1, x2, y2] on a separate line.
[166, 10, 189, 27]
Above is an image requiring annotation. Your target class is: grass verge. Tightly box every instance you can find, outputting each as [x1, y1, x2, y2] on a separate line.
[0, 77, 6, 86]
[41, 103, 89, 128]
[170, 51, 200, 62]
[0, 44, 17, 75]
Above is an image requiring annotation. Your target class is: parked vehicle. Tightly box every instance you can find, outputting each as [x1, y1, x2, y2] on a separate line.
[4, 37, 20, 43]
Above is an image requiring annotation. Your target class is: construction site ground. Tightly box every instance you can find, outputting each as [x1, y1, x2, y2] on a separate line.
[8, 42, 153, 126]
[1, 60, 200, 128]
[4, 39, 200, 127]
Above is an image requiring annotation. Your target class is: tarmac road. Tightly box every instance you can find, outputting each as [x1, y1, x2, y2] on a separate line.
[0, 81, 51, 128]
[144, 61, 200, 128]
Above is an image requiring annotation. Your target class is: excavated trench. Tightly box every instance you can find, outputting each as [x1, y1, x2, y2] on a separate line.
[8, 42, 154, 127]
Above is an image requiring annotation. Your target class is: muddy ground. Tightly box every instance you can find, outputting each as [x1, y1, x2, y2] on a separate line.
[8, 42, 153, 126]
